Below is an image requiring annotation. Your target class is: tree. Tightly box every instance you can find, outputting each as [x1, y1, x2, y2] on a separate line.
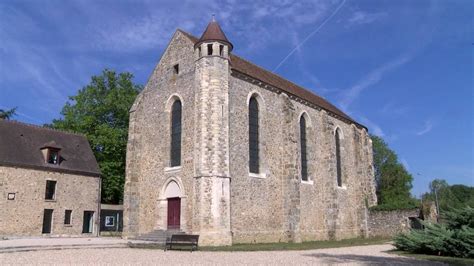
[371, 135, 417, 209]
[51, 69, 142, 204]
[0, 107, 17, 120]
[423, 179, 474, 212]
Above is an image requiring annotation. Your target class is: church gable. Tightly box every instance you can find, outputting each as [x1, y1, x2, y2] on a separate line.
[123, 19, 377, 246]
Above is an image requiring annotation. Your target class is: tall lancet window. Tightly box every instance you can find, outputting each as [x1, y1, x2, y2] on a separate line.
[249, 97, 259, 174]
[300, 116, 308, 181]
[335, 128, 342, 187]
[170, 100, 182, 167]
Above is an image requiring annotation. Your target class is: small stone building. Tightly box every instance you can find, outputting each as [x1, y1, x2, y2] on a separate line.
[123, 19, 377, 246]
[0, 120, 101, 237]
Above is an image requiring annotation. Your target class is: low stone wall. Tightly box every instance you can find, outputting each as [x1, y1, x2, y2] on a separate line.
[368, 208, 420, 238]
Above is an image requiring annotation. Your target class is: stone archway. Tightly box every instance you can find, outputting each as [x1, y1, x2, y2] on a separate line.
[157, 178, 187, 231]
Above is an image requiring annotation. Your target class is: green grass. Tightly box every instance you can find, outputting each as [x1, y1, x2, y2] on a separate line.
[129, 237, 390, 251]
[199, 237, 391, 252]
[388, 250, 474, 266]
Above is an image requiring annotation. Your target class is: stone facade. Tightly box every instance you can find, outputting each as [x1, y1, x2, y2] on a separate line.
[123, 24, 377, 246]
[0, 166, 100, 237]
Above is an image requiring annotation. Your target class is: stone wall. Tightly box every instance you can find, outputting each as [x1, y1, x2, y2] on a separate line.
[123, 30, 198, 239]
[0, 166, 100, 237]
[228, 73, 377, 243]
[368, 208, 420, 237]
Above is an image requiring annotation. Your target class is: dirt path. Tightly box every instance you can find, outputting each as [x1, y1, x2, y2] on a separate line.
[0, 244, 441, 265]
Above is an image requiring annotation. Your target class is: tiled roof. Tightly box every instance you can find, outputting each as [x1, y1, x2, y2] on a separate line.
[0, 120, 100, 177]
[178, 29, 365, 130]
[195, 20, 233, 51]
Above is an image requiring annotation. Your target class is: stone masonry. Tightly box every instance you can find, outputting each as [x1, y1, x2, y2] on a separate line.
[0, 166, 100, 237]
[0, 120, 101, 238]
[123, 21, 377, 246]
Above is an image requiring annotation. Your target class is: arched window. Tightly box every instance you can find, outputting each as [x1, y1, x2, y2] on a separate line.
[170, 100, 182, 167]
[249, 97, 259, 174]
[300, 115, 308, 181]
[335, 128, 342, 186]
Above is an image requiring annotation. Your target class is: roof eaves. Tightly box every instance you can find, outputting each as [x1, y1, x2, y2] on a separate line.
[0, 161, 101, 178]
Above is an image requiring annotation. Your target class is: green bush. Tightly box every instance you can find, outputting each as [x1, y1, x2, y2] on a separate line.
[370, 201, 419, 211]
[394, 206, 474, 258]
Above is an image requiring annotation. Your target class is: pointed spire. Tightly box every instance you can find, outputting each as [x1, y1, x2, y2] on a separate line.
[195, 16, 233, 51]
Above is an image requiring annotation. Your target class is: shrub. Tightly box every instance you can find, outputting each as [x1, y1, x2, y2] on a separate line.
[394, 206, 474, 258]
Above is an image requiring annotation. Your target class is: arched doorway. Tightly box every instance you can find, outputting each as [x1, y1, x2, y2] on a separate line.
[164, 180, 181, 230]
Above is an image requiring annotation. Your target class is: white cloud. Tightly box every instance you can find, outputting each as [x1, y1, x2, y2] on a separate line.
[416, 120, 434, 136]
[339, 55, 412, 112]
[358, 116, 385, 137]
[347, 11, 387, 26]
[381, 102, 409, 116]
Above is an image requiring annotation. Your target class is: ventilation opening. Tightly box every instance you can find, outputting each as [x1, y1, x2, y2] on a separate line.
[207, 44, 213, 55]
[173, 64, 179, 75]
[219, 45, 224, 56]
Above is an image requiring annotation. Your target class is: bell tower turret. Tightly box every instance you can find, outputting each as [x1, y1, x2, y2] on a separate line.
[194, 16, 233, 60]
[193, 17, 232, 246]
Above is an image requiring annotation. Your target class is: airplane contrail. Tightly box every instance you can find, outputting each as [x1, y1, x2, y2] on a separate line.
[273, 0, 347, 72]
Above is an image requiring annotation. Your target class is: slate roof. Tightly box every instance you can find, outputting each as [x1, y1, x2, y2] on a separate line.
[179, 29, 366, 130]
[0, 119, 100, 177]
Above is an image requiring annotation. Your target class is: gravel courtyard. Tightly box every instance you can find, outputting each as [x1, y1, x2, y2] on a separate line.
[0, 244, 441, 265]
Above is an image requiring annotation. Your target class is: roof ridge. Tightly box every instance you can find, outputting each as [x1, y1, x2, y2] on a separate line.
[0, 119, 87, 138]
[176, 29, 365, 130]
[179, 29, 316, 95]
[230, 54, 319, 96]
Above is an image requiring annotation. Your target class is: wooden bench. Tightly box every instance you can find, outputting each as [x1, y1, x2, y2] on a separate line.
[164, 234, 199, 251]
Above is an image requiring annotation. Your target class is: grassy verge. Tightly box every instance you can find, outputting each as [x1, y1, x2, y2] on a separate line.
[388, 250, 474, 266]
[199, 237, 390, 252]
[129, 237, 390, 251]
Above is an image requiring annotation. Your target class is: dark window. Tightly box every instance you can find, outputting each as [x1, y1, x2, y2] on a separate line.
[64, 210, 72, 225]
[300, 116, 308, 181]
[219, 45, 224, 56]
[170, 100, 182, 167]
[335, 129, 342, 186]
[45, 180, 56, 200]
[47, 150, 59, 164]
[173, 64, 179, 75]
[249, 97, 259, 174]
[198, 47, 202, 57]
[207, 44, 213, 55]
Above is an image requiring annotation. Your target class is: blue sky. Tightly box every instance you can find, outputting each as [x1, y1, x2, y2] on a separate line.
[1, 0, 472, 195]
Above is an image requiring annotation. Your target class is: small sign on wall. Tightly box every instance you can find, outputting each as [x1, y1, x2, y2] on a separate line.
[7, 193, 15, 200]
[105, 216, 115, 227]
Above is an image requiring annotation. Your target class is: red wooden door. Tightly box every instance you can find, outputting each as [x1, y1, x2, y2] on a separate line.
[167, 197, 181, 229]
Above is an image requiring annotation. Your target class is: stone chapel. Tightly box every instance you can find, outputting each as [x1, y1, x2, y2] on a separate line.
[123, 19, 377, 246]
